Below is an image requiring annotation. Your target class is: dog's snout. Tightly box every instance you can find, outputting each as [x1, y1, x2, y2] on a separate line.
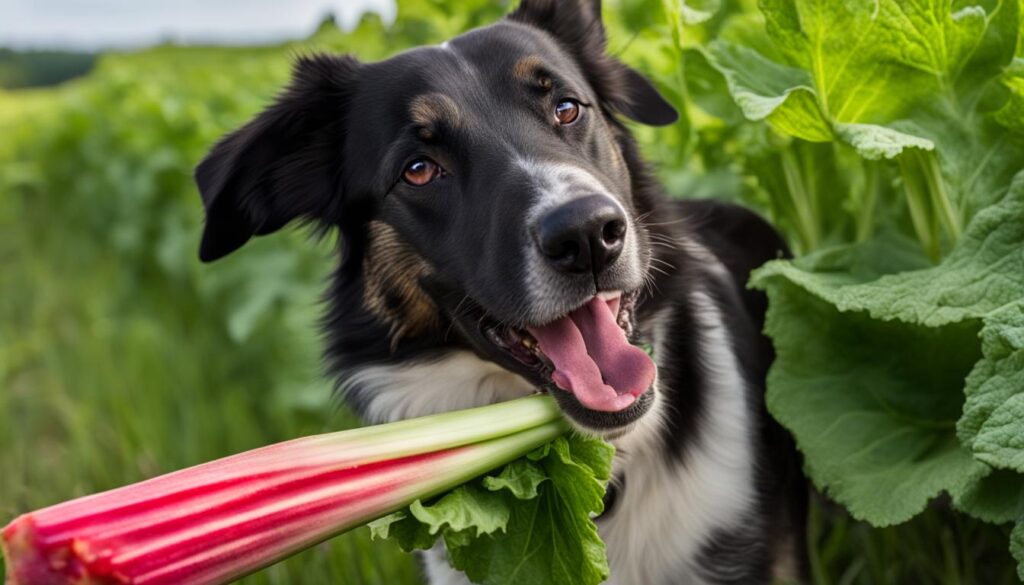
[536, 195, 627, 275]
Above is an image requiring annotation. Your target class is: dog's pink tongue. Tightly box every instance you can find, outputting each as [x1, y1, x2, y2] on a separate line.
[527, 297, 655, 412]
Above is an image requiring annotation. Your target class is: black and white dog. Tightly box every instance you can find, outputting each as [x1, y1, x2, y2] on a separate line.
[194, 1, 807, 582]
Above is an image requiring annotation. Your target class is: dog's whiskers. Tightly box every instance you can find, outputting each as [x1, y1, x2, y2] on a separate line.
[641, 272, 661, 297]
[648, 265, 671, 278]
[650, 257, 677, 272]
[647, 234, 684, 250]
[443, 295, 474, 341]
[648, 241, 677, 251]
[639, 217, 688, 228]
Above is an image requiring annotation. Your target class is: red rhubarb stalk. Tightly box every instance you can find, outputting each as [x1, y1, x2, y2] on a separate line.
[2, 395, 566, 585]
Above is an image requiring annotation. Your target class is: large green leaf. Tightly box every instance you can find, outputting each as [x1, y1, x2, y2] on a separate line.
[702, 41, 830, 141]
[758, 178, 1024, 327]
[481, 458, 548, 500]
[448, 437, 611, 585]
[703, 39, 936, 156]
[961, 303, 1024, 473]
[705, 0, 1023, 179]
[753, 173, 1024, 525]
[410, 485, 511, 539]
[954, 468, 1024, 524]
[757, 273, 987, 524]
[890, 0, 1024, 220]
[708, 0, 987, 125]
[370, 434, 614, 585]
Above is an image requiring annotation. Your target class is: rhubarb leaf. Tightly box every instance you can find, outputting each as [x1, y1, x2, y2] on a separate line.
[754, 272, 988, 525]
[759, 0, 994, 122]
[961, 302, 1024, 473]
[751, 173, 1024, 524]
[953, 469, 1024, 524]
[563, 430, 615, 482]
[367, 511, 436, 551]
[702, 40, 831, 142]
[447, 435, 611, 585]
[370, 433, 613, 585]
[703, 38, 936, 157]
[411, 485, 510, 538]
[706, 0, 1023, 203]
[482, 459, 547, 500]
[756, 178, 1024, 328]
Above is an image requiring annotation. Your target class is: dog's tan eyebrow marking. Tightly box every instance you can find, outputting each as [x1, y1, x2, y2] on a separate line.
[409, 93, 462, 129]
[512, 55, 545, 82]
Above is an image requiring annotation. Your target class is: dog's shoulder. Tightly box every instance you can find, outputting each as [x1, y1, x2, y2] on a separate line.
[668, 199, 790, 338]
[675, 198, 791, 278]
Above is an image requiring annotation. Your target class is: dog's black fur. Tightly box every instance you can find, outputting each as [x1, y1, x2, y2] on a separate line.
[195, 1, 807, 582]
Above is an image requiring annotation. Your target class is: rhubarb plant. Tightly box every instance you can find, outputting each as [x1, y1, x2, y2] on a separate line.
[661, 0, 1024, 576]
[1, 396, 614, 585]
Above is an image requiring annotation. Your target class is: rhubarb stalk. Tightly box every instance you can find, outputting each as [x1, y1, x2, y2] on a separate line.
[2, 395, 566, 585]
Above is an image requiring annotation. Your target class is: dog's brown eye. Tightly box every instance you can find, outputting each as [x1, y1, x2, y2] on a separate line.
[403, 158, 443, 186]
[555, 100, 580, 125]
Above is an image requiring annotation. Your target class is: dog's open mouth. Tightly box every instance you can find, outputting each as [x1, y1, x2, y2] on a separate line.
[484, 291, 655, 414]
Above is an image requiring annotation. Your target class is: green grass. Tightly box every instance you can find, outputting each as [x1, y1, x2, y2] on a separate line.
[0, 187, 421, 584]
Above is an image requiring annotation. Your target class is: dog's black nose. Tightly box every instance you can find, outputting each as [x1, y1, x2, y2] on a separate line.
[536, 195, 627, 275]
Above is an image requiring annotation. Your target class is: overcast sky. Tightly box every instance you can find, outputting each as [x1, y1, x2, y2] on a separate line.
[0, 0, 396, 50]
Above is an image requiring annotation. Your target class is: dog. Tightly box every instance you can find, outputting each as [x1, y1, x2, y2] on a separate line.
[194, 1, 807, 582]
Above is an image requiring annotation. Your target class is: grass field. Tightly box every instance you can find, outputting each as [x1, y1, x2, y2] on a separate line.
[0, 169, 421, 584]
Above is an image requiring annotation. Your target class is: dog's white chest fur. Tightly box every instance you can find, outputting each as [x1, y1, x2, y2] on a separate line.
[597, 291, 756, 584]
[343, 288, 754, 585]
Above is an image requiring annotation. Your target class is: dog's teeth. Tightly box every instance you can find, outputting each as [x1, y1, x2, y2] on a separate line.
[487, 328, 506, 347]
[522, 336, 537, 350]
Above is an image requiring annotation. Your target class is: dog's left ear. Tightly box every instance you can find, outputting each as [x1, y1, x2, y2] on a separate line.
[509, 0, 678, 126]
[194, 54, 360, 262]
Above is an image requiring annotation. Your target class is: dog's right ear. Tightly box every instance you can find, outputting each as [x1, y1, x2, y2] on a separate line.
[509, 0, 677, 126]
[194, 54, 360, 262]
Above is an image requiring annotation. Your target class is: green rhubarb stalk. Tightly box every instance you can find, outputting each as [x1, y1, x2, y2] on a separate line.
[855, 160, 879, 243]
[921, 151, 962, 242]
[781, 146, 821, 252]
[898, 153, 940, 261]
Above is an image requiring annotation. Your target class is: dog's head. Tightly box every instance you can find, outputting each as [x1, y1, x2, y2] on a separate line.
[195, 0, 677, 433]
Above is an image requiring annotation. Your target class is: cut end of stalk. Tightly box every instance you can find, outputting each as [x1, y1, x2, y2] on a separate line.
[4, 514, 123, 585]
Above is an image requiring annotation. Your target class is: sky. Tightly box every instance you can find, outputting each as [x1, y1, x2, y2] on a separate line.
[0, 0, 396, 50]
